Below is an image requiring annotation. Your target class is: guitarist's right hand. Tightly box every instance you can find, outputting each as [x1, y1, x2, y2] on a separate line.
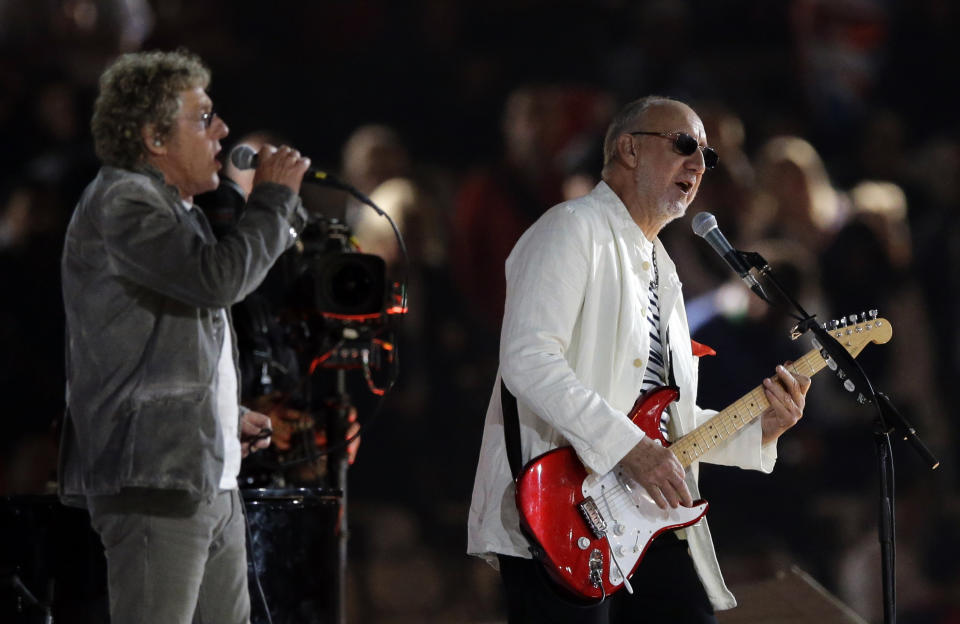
[622, 437, 693, 510]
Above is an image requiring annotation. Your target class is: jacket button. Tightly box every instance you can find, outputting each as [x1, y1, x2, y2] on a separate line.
[641, 261, 651, 271]
[633, 358, 643, 368]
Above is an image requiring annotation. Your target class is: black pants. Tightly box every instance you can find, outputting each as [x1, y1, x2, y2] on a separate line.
[498, 533, 718, 624]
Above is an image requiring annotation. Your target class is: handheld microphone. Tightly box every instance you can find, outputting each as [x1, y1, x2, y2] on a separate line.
[230, 144, 355, 192]
[691, 211, 767, 299]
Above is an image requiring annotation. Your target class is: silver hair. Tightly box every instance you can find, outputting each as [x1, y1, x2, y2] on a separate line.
[601, 95, 679, 169]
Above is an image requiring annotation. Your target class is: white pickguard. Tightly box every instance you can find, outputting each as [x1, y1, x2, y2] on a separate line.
[583, 467, 708, 586]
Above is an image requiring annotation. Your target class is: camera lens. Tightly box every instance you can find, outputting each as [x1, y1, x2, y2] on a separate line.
[315, 253, 386, 316]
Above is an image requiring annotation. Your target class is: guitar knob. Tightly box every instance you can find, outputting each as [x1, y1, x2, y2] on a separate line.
[613, 523, 625, 537]
[578, 537, 591, 550]
[615, 545, 626, 557]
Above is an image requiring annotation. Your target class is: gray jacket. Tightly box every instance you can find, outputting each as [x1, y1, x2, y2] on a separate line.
[59, 165, 305, 506]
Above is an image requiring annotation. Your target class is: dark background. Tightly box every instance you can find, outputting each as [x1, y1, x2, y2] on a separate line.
[1, 1, 959, 622]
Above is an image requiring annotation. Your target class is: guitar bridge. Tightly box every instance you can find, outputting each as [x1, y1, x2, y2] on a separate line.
[577, 497, 608, 539]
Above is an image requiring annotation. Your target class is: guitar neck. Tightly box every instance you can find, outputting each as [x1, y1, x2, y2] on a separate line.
[670, 347, 826, 469]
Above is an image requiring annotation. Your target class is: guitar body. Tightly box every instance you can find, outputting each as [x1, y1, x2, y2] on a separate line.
[515, 386, 708, 601]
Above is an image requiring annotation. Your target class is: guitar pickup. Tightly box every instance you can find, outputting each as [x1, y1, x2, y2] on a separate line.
[577, 497, 608, 539]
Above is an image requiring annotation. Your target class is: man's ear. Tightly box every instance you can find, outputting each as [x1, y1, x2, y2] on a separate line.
[142, 124, 166, 156]
[616, 133, 637, 167]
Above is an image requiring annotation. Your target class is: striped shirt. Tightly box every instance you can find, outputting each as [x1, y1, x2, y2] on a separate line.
[640, 245, 671, 441]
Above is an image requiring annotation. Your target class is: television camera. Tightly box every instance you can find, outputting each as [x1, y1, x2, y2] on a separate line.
[277, 213, 405, 383]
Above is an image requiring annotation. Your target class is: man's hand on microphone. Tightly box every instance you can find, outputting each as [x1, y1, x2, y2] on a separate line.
[621, 436, 693, 510]
[252, 145, 311, 195]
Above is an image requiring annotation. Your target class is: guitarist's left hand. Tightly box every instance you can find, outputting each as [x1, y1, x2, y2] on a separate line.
[760, 363, 811, 446]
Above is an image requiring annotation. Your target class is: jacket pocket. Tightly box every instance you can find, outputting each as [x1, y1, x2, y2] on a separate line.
[126, 389, 220, 496]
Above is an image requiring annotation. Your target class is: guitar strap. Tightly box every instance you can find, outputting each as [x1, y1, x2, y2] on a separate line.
[501, 379, 595, 605]
[666, 330, 676, 387]
[500, 378, 524, 481]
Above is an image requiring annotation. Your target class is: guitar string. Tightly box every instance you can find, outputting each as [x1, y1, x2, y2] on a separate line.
[593, 329, 874, 528]
[601, 350, 825, 510]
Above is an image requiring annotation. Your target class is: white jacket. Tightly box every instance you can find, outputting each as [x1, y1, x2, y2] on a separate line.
[467, 181, 777, 610]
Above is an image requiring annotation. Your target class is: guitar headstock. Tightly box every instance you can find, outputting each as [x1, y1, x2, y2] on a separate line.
[822, 310, 892, 357]
[786, 310, 893, 403]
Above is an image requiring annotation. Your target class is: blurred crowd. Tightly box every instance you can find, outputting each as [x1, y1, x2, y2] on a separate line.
[2, 1, 959, 622]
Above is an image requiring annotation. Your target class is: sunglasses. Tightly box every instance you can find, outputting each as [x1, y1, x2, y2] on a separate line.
[629, 131, 718, 169]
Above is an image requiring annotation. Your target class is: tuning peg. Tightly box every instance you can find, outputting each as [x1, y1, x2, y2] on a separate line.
[839, 318, 848, 329]
[822, 353, 837, 371]
[844, 379, 856, 392]
[829, 319, 839, 330]
[812, 338, 822, 350]
[849, 314, 859, 324]
[837, 369, 847, 380]
[869, 309, 878, 320]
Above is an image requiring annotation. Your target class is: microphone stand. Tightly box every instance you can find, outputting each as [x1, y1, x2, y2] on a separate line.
[731, 249, 940, 624]
[327, 370, 350, 624]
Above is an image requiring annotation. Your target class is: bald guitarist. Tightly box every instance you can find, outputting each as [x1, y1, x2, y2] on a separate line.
[467, 96, 811, 624]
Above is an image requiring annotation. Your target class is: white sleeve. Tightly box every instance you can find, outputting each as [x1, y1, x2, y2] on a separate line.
[695, 406, 777, 473]
[500, 208, 643, 476]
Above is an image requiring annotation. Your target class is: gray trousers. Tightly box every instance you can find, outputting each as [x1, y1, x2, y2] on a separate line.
[87, 488, 250, 624]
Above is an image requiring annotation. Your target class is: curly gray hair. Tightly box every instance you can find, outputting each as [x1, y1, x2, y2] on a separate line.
[91, 49, 210, 169]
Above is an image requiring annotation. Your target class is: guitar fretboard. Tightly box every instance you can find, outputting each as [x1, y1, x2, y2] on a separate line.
[670, 348, 825, 469]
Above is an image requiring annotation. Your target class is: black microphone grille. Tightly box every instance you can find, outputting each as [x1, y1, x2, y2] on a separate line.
[691, 212, 718, 238]
[229, 144, 258, 170]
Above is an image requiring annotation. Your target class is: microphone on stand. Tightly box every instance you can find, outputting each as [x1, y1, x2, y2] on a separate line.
[691, 211, 768, 300]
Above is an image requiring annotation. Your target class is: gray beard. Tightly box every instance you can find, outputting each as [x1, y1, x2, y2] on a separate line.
[655, 198, 688, 227]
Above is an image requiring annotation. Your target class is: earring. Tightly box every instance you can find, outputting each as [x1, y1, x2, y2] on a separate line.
[153, 138, 163, 146]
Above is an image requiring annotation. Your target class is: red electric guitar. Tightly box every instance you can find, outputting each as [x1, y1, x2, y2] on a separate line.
[515, 314, 893, 601]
